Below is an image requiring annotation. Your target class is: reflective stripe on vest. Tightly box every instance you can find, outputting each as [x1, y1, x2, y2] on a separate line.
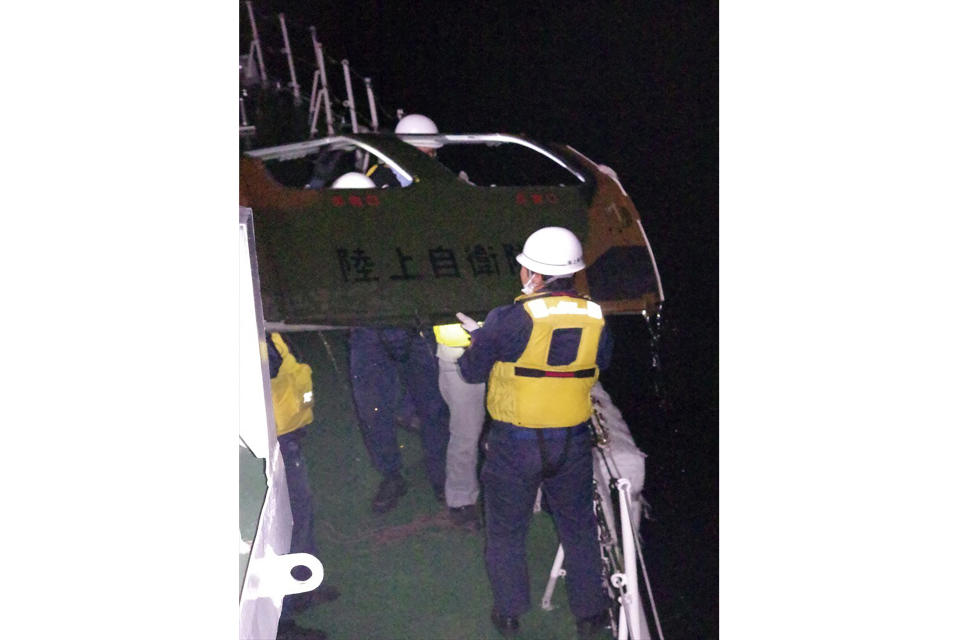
[487, 294, 604, 428]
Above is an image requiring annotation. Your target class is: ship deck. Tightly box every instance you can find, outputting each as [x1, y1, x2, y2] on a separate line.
[244, 318, 716, 639]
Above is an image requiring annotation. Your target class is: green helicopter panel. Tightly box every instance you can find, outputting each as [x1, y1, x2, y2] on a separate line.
[240, 133, 662, 328]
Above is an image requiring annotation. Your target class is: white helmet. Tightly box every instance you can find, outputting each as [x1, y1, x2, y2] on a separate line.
[331, 172, 376, 189]
[395, 113, 441, 148]
[516, 227, 585, 276]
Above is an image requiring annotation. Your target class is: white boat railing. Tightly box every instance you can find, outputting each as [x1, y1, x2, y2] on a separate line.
[241, 2, 387, 140]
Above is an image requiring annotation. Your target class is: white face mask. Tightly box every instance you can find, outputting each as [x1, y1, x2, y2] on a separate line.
[521, 273, 538, 295]
[521, 273, 564, 295]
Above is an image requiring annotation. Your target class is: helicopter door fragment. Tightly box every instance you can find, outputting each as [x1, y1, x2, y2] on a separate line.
[240, 134, 662, 327]
[567, 146, 664, 315]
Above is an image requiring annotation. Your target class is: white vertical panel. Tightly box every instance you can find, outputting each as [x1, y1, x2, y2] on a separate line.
[238, 208, 323, 640]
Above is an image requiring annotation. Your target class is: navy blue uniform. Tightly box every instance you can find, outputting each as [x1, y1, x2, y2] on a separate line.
[349, 327, 450, 494]
[459, 291, 612, 621]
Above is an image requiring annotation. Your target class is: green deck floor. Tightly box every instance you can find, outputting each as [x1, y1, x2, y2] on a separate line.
[250, 330, 582, 640]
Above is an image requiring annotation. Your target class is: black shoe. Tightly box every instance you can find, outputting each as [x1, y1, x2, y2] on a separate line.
[576, 611, 611, 639]
[372, 473, 408, 513]
[286, 582, 341, 613]
[276, 619, 328, 640]
[449, 504, 482, 531]
[490, 609, 520, 637]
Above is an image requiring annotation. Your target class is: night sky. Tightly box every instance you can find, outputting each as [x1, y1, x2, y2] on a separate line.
[243, 1, 718, 636]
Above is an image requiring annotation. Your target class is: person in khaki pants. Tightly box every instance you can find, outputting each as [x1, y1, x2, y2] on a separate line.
[434, 324, 487, 531]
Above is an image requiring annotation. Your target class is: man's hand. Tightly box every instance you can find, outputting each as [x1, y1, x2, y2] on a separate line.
[456, 312, 480, 333]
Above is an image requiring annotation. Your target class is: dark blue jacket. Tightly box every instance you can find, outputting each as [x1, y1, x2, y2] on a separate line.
[458, 290, 613, 385]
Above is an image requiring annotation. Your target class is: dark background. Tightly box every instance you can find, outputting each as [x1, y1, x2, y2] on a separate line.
[241, 2, 718, 637]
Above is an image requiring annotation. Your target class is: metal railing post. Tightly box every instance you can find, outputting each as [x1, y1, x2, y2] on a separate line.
[310, 27, 335, 135]
[278, 13, 301, 103]
[310, 89, 333, 138]
[308, 70, 320, 124]
[364, 77, 379, 132]
[540, 545, 566, 611]
[341, 59, 359, 134]
[245, 2, 268, 87]
[308, 71, 327, 137]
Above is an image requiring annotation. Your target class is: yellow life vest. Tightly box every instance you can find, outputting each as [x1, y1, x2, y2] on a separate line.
[487, 294, 604, 428]
[269, 333, 315, 436]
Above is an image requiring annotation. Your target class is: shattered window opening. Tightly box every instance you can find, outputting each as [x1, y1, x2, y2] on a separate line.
[248, 134, 584, 190]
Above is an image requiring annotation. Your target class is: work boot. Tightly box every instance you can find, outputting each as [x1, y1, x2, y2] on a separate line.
[576, 611, 612, 639]
[490, 609, 520, 638]
[449, 504, 482, 531]
[276, 619, 327, 640]
[372, 473, 407, 513]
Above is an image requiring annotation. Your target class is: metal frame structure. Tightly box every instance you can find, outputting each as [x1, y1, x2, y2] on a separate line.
[540, 412, 665, 640]
[341, 59, 360, 134]
[245, 134, 414, 186]
[245, 132, 588, 186]
[244, 2, 268, 88]
[241, 3, 383, 139]
[364, 77, 379, 132]
[278, 13, 301, 103]
[308, 27, 335, 137]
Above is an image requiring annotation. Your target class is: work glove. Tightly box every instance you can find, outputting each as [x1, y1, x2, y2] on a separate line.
[456, 312, 480, 333]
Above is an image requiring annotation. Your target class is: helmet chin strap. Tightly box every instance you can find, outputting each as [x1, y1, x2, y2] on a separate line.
[521, 273, 563, 295]
[521, 272, 538, 295]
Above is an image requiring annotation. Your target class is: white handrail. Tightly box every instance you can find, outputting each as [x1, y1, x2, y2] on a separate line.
[615, 479, 646, 640]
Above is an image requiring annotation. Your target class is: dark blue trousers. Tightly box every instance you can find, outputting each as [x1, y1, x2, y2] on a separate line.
[278, 428, 320, 617]
[349, 327, 450, 492]
[481, 422, 609, 620]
